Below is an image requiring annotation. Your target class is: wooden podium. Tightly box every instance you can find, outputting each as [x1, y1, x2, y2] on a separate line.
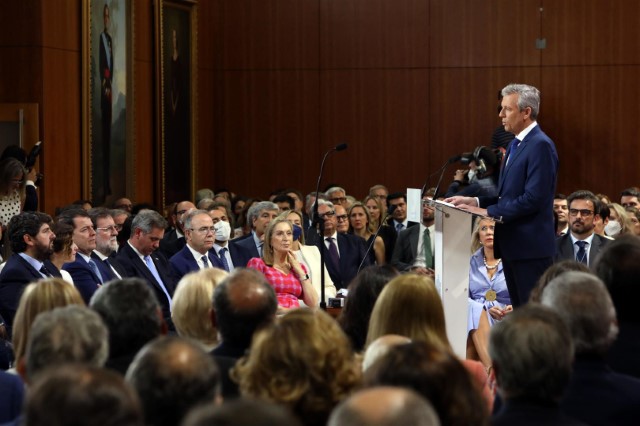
[430, 200, 478, 358]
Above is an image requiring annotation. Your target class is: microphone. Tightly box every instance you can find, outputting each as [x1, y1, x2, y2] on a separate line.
[25, 141, 42, 170]
[357, 205, 396, 274]
[312, 143, 348, 310]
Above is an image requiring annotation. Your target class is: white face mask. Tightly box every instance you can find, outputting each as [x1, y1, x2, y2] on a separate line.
[214, 220, 231, 242]
[604, 220, 622, 237]
[467, 169, 477, 182]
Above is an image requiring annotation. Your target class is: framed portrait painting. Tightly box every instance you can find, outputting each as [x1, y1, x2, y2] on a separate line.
[155, 0, 198, 208]
[82, 0, 135, 206]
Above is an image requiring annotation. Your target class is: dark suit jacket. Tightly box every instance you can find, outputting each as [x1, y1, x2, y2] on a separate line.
[492, 398, 587, 426]
[0, 255, 61, 335]
[480, 125, 558, 260]
[561, 355, 640, 426]
[391, 225, 420, 272]
[159, 229, 186, 259]
[554, 233, 609, 266]
[230, 234, 260, 268]
[0, 370, 24, 424]
[307, 233, 370, 290]
[213, 243, 243, 271]
[115, 243, 177, 321]
[170, 245, 224, 280]
[91, 252, 128, 281]
[62, 256, 102, 304]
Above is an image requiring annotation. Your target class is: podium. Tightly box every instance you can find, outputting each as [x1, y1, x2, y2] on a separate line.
[430, 200, 484, 358]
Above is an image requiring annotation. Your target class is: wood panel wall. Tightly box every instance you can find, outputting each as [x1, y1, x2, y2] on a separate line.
[1, 0, 638, 214]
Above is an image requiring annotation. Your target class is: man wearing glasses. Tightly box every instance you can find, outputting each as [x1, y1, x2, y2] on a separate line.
[326, 186, 349, 208]
[555, 190, 609, 267]
[89, 207, 128, 279]
[170, 210, 223, 280]
[159, 200, 196, 258]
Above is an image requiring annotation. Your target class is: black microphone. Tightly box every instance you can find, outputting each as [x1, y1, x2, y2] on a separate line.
[357, 205, 396, 274]
[312, 143, 348, 310]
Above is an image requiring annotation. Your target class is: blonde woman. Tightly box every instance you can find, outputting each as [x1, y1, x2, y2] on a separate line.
[348, 202, 385, 265]
[172, 267, 228, 351]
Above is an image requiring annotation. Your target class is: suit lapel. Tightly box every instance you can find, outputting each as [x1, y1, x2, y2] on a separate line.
[408, 227, 420, 259]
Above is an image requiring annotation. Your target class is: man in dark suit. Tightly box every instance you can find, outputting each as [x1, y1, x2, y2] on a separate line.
[116, 210, 177, 328]
[207, 205, 242, 271]
[541, 271, 640, 425]
[447, 84, 559, 306]
[0, 212, 60, 337]
[555, 190, 609, 267]
[59, 209, 105, 303]
[391, 194, 435, 275]
[88, 207, 128, 279]
[159, 200, 195, 258]
[170, 210, 223, 280]
[490, 305, 582, 426]
[230, 201, 278, 267]
[306, 200, 370, 290]
[386, 192, 419, 232]
[99, 3, 113, 197]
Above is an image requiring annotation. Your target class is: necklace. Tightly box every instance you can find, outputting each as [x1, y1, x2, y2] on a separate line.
[483, 256, 501, 270]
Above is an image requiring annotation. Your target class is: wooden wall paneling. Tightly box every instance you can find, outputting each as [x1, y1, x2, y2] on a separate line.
[216, 69, 320, 198]
[0, 47, 43, 102]
[42, 0, 80, 51]
[0, 1, 42, 47]
[542, 0, 640, 66]
[133, 60, 156, 205]
[429, 0, 541, 68]
[197, 68, 215, 190]
[541, 66, 640, 198]
[321, 69, 430, 198]
[320, 0, 429, 69]
[219, 0, 319, 70]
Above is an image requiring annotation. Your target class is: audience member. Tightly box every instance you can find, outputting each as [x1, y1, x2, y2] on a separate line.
[172, 268, 228, 350]
[606, 202, 632, 238]
[391, 194, 435, 274]
[233, 197, 260, 238]
[231, 201, 279, 266]
[23, 365, 143, 426]
[334, 204, 349, 234]
[232, 309, 361, 426]
[113, 197, 134, 213]
[349, 202, 385, 265]
[541, 271, 640, 425]
[624, 206, 640, 235]
[386, 192, 418, 232]
[49, 221, 78, 284]
[0, 369, 24, 424]
[326, 186, 348, 208]
[208, 205, 243, 271]
[361, 334, 411, 372]
[619, 187, 640, 208]
[159, 200, 196, 258]
[126, 336, 221, 426]
[328, 386, 441, 426]
[528, 260, 590, 303]
[89, 207, 128, 278]
[489, 304, 583, 425]
[553, 194, 569, 236]
[182, 397, 301, 426]
[90, 278, 166, 375]
[0, 211, 60, 336]
[363, 194, 396, 263]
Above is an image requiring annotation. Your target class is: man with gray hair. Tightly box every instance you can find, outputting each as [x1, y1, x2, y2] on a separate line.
[170, 209, 223, 280]
[116, 210, 177, 328]
[328, 386, 440, 426]
[18, 305, 109, 383]
[489, 304, 582, 425]
[326, 186, 348, 208]
[230, 201, 278, 267]
[541, 271, 640, 425]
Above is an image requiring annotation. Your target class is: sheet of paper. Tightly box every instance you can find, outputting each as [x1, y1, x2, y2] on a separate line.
[407, 188, 422, 223]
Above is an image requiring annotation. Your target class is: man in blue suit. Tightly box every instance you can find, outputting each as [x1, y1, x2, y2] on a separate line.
[0, 212, 61, 337]
[230, 201, 279, 267]
[170, 210, 223, 280]
[447, 84, 558, 306]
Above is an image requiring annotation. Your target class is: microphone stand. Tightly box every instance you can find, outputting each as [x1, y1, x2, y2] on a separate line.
[312, 144, 348, 310]
[428, 155, 460, 199]
[357, 205, 396, 274]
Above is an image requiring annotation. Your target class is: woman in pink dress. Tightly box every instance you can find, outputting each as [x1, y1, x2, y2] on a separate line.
[247, 217, 318, 310]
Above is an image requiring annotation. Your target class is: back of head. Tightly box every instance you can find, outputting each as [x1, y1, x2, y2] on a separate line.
[24, 364, 143, 426]
[212, 268, 277, 349]
[125, 336, 220, 426]
[541, 271, 617, 356]
[489, 304, 573, 402]
[182, 398, 301, 426]
[90, 278, 162, 359]
[366, 274, 448, 349]
[363, 342, 486, 426]
[362, 334, 411, 372]
[25, 305, 109, 381]
[328, 386, 441, 426]
[529, 260, 590, 303]
[594, 235, 640, 322]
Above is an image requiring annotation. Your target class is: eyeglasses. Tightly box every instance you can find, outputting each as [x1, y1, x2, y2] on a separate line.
[320, 211, 335, 218]
[330, 197, 347, 204]
[114, 224, 124, 231]
[96, 225, 118, 233]
[191, 226, 216, 234]
[336, 214, 348, 221]
[569, 209, 594, 217]
[622, 203, 639, 208]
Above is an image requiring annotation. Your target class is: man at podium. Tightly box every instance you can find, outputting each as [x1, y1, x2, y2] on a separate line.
[446, 84, 558, 306]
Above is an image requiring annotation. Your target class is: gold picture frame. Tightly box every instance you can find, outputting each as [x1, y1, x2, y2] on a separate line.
[155, 0, 198, 208]
[82, 0, 135, 206]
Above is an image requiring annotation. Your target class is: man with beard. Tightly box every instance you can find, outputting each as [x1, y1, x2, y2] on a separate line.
[391, 193, 435, 275]
[89, 208, 128, 280]
[0, 212, 60, 337]
[555, 190, 609, 267]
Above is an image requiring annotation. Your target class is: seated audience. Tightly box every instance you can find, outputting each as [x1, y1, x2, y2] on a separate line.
[0, 369, 24, 424]
[182, 398, 301, 426]
[606, 203, 633, 238]
[232, 309, 361, 426]
[624, 206, 640, 235]
[49, 222, 78, 285]
[247, 217, 318, 310]
[126, 336, 221, 426]
[23, 365, 143, 426]
[348, 202, 385, 265]
[540, 271, 640, 425]
[362, 334, 411, 372]
[90, 278, 166, 375]
[172, 268, 228, 351]
[328, 386, 441, 426]
[337, 265, 399, 352]
[364, 341, 487, 426]
[363, 195, 396, 263]
[528, 260, 590, 303]
[489, 305, 584, 425]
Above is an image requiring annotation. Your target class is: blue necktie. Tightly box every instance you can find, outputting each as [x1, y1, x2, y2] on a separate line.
[396, 222, 404, 232]
[201, 255, 209, 268]
[88, 259, 104, 284]
[144, 255, 173, 308]
[326, 237, 340, 270]
[575, 241, 588, 265]
[505, 138, 520, 166]
[218, 248, 230, 272]
[39, 264, 52, 278]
